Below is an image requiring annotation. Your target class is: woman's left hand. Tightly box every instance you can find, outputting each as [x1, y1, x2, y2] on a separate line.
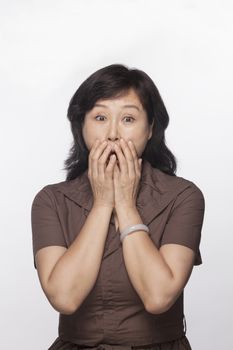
[113, 138, 142, 209]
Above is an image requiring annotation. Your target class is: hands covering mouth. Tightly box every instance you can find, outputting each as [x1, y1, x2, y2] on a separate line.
[107, 150, 118, 165]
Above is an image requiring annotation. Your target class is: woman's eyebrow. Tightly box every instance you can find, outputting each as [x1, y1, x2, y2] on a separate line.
[93, 103, 140, 111]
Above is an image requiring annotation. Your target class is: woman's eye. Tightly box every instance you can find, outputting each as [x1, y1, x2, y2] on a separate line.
[124, 116, 135, 123]
[94, 115, 135, 122]
[95, 115, 105, 121]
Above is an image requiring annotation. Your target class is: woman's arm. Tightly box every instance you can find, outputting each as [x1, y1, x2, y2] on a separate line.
[116, 204, 196, 314]
[36, 204, 112, 314]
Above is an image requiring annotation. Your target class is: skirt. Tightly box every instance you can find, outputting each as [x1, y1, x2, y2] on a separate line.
[47, 335, 192, 350]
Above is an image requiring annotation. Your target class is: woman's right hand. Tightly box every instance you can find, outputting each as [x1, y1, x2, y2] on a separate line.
[88, 139, 116, 209]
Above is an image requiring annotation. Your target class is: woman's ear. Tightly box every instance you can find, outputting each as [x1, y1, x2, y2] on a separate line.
[148, 119, 154, 140]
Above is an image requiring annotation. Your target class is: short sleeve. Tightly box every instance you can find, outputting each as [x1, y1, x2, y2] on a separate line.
[160, 184, 205, 266]
[31, 186, 67, 270]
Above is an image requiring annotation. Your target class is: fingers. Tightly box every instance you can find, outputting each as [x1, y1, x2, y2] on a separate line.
[88, 138, 140, 181]
[89, 139, 115, 179]
[120, 138, 135, 178]
[127, 140, 141, 176]
[88, 139, 100, 171]
[105, 153, 117, 175]
[114, 139, 140, 178]
[113, 142, 128, 175]
[89, 139, 107, 178]
[98, 142, 114, 178]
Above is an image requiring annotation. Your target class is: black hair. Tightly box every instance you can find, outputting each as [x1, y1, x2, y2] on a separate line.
[63, 63, 177, 180]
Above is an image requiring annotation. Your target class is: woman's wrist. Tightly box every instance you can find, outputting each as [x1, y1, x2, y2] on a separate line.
[115, 205, 143, 233]
[93, 201, 114, 211]
[114, 202, 137, 212]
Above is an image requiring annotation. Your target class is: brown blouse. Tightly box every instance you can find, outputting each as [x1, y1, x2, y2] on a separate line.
[31, 159, 205, 350]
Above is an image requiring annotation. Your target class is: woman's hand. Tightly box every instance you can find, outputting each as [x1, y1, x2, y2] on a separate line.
[88, 139, 116, 209]
[113, 138, 142, 209]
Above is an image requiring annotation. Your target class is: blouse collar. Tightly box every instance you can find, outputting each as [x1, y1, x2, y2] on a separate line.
[54, 159, 191, 227]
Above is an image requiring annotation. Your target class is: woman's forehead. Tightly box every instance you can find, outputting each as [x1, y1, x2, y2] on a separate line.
[93, 89, 143, 111]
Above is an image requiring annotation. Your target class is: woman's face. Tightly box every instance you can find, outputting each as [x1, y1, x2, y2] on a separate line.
[82, 88, 154, 161]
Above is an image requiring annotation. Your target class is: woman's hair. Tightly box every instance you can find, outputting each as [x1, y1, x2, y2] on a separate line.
[63, 63, 177, 180]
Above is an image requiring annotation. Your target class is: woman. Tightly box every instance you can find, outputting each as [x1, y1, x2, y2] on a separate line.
[31, 63, 205, 350]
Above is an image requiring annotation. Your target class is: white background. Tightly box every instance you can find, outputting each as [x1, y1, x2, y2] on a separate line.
[1, 0, 232, 349]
